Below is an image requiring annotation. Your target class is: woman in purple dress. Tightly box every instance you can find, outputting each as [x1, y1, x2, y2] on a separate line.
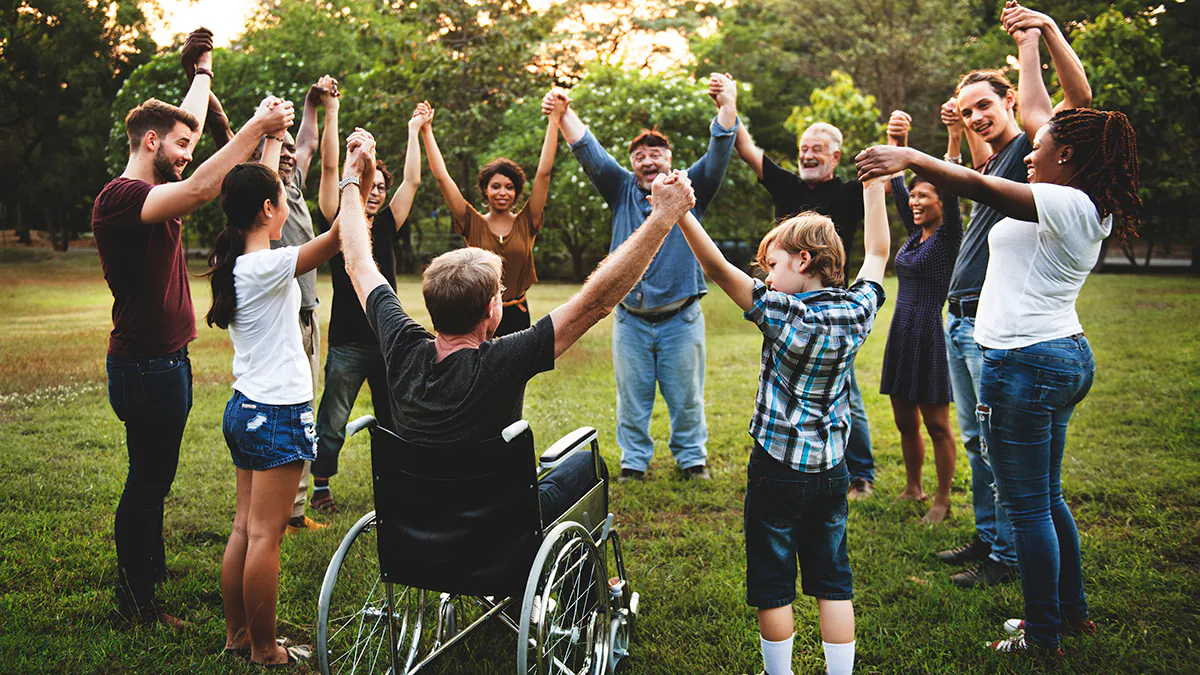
[880, 110, 963, 523]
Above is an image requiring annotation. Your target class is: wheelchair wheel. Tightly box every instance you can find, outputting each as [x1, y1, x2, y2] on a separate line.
[517, 522, 611, 674]
[317, 511, 430, 674]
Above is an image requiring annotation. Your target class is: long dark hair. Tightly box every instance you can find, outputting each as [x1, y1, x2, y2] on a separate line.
[1047, 108, 1142, 240]
[204, 163, 282, 329]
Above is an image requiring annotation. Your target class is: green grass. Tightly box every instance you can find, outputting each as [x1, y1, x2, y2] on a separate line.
[1, 249, 1197, 674]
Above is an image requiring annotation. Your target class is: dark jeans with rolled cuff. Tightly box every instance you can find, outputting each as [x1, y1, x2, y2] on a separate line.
[106, 346, 193, 612]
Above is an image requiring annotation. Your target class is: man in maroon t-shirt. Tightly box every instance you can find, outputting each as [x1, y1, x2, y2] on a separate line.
[92, 28, 294, 628]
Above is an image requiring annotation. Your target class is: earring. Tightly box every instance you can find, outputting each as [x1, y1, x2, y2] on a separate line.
[1057, 158, 1065, 164]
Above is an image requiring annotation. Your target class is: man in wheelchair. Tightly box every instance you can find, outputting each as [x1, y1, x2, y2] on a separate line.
[336, 132, 698, 523]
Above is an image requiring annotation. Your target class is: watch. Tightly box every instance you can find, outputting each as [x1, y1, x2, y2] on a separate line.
[944, 153, 963, 165]
[339, 175, 361, 191]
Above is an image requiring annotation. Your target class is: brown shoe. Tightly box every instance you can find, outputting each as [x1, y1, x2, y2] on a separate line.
[310, 492, 339, 514]
[286, 515, 327, 535]
[847, 478, 874, 500]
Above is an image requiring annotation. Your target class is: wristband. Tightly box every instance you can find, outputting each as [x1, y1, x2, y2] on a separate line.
[944, 153, 963, 165]
[339, 175, 361, 191]
[264, 134, 284, 142]
[193, 66, 213, 79]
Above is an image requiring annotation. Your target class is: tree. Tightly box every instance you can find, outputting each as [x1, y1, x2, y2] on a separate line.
[0, 1, 153, 249]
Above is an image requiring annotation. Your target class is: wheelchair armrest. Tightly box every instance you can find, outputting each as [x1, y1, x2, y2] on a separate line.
[346, 415, 376, 438]
[502, 420, 530, 443]
[539, 427, 598, 470]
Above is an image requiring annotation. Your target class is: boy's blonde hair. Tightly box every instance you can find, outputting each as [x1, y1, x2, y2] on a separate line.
[755, 212, 846, 287]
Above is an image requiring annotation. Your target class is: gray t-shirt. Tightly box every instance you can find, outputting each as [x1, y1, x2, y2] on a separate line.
[271, 170, 318, 310]
[948, 132, 1032, 300]
[365, 284, 556, 445]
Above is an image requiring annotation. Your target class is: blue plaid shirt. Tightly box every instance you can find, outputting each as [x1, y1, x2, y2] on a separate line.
[744, 278, 886, 472]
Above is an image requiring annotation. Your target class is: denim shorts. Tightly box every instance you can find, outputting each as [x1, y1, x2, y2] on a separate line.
[744, 443, 854, 607]
[222, 390, 317, 471]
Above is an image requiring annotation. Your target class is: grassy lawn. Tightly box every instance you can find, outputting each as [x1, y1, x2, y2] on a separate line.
[0, 249, 1197, 674]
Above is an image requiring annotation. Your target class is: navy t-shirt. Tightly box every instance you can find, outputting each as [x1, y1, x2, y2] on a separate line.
[319, 207, 400, 346]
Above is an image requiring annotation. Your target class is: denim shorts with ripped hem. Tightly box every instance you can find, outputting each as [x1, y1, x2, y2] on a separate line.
[744, 442, 854, 608]
[223, 390, 317, 471]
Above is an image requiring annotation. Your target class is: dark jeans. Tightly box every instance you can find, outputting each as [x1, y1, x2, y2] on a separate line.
[313, 343, 392, 479]
[497, 298, 531, 337]
[538, 450, 607, 526]
[844, 363, 874, 483]
[979, 335, 1094, 647]
[106, 346, 193, 608]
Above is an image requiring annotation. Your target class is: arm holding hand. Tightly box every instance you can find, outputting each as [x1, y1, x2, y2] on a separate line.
[549, 171, 696, 358]
[856, 177, 890, 284]
[420, 108, 470, 224]
[388, 103, 430, 227]
[296, 130, 373, 277]
[339, 133, 391, 311]
[1002, 2, 1091, 114]
[678, 211, 754, 311]
[733, 120, 764, 179]
[317, 87, 341, 223]
[530, 94, 565, 220]
[856, 145, 1037, 222]
[544, 88, 586, 145]
[178, 28, 214, 150]
[140, 96, 294, 224]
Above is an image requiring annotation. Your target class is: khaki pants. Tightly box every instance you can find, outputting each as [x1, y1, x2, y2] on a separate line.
[294, 308, 320, 519]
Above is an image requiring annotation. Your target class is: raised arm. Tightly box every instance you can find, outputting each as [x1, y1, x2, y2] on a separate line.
[1011, 24, 1054, 140]
[549, 172, 696, 358]
[140, 97, 294, 224]
[689, 74, 739, 211]
[856, 145, 1037, 222]
[388, 103, 430, 228]
[856, 177, 890, 284]
[338, 131, 389, 310]
[294, 78, 332, 181]
[205, 92, 234, 150]
[419, 108, 470, 224]
[317, 84, 341, 223]
[548, 89, 630, 207]
[678, 211, 754, 311]
[178, 28, 213, 150]
[544, 88, 586, 145]
[529, 96, 565, 220]
[257, 130, 284, 173]
[733, 122, 765, 179]
[297, 131, 373, 277]
[1003, 2, 1091, 114]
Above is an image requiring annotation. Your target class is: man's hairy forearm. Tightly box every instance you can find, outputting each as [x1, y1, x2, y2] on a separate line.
[338, 185, 384, 307]
[574, 211, 675, 320]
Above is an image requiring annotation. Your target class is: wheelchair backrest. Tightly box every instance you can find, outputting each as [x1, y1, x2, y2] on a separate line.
[370, 427, 542, 598]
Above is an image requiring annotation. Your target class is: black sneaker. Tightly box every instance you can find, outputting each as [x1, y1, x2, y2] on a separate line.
[683, 465, 711, 480]
[617, 468, 645, 483]
[936, 534, 991, 565]
[952, 559, 1019, 587]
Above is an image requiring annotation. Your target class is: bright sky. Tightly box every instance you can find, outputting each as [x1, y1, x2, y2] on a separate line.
[149, 0, 693, 70]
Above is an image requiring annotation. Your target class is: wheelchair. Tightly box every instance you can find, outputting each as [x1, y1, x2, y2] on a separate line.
[316, 415, 640, 674]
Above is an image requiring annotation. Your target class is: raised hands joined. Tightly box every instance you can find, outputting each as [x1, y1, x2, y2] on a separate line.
[541, 87, 571, 119]
[252, 96, 295, 136]
[180, 27, 214, 81]
[306, 75, 341, 108]
[886, 110, 911, 147]
[856, 145, 913, 183]
[940, 98, 964, 133]
[343, 128, 377, 180]
[1001, 1, 1047, 44]
[708, 72, 736, 109]
[648, 170, 696, 222]
[409, 100, 434, 131]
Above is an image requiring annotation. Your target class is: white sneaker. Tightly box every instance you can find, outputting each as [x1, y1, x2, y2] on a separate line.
[1004, 618, 1025, 634]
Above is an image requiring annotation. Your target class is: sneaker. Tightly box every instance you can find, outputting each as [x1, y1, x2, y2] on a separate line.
[617, 469, 645, 484]
[847, 478, 873, 500]
[683, 465, 711, 480]
[987, 633, 1064, 657]
[286, 515, 327, 534]
[1004, 618, 1096, 636]
[951, 559, 1019, 587]
[310, 491, 339, 514]
[936, 534, 991, 565]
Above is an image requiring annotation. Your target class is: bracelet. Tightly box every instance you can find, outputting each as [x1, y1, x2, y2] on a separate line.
[339, 175, 361, 191]
[264, 134, 284, 142]
[193, 66, 213, 79]
[944, 153, 963, 165]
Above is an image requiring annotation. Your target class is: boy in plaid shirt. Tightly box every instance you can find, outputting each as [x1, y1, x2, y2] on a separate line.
[678, 175, 890, 675]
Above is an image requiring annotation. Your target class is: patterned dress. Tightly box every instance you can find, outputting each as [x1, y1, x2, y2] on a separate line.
[879, 175, 962, 404]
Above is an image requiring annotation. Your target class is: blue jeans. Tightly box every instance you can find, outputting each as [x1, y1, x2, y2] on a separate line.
[612, 302, 707, 471]
[313, 343, 393, 479]
[106, 346, 193, 609]
[744, 445, 853, 607]
[844, 363, 874, 483]
[979, 335, 1094, 648]
[539, 451, 608, 526]
[223, 390, 318, 471]
[946, 314, 1017, 565]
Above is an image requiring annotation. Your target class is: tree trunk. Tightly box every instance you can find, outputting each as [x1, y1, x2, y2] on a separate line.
[1121, 240, 1139, 267]
[16, 202, 31, 245]
[1142, 232, 1155, 267]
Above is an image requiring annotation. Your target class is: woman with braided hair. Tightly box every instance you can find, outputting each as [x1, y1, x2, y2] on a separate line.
[856, 2, 1140, 656]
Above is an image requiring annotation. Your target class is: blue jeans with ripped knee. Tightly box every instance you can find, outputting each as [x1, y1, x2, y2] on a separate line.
[978, 334, 1094, 648]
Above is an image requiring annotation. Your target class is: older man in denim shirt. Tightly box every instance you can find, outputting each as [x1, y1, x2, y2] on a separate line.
[543, 75, 739, 481]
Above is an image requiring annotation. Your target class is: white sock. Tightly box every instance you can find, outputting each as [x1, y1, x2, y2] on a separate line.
[760, 633, 793, 675]
[823, 640, 855, 675]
